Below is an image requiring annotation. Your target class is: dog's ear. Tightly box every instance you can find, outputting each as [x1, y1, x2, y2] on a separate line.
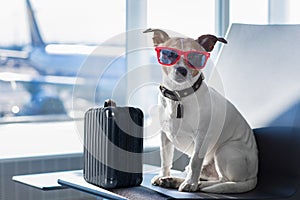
[196, 34, 227, 52]
[143, 28, 170, 46]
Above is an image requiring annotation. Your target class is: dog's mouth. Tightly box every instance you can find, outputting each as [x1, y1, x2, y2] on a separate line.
[174, 76, 187, 83]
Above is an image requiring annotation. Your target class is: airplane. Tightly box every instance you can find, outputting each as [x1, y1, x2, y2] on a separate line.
[0, 0, 127, 118]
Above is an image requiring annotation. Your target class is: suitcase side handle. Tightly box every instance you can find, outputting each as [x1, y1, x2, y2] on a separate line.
[104, 99, 116, 107]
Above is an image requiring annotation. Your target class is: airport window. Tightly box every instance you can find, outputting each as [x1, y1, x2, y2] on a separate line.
[147, 0, 215, 38]
[31, 0, 125, 44]
[230, 0, 269, 24]
[230, 0, 300, 25]
[0, 0, 126, 121]
[1, 0, 299, 152]
[0, 0, 29, 47]
[285, 0, 300, 23]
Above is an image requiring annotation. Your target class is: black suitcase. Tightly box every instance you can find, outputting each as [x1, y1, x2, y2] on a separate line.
[83, 100, 144, 189]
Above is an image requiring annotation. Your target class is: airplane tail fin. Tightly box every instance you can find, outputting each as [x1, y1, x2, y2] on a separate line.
[200, 178, 257, 194]
[26, 0, 45, 47]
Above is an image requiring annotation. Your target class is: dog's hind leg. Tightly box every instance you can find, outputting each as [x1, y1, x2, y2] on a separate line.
[198, 180, 223, 190]
[200, 158, 219, 181]
[200, 178, 257, 193]
[201, 142, 258, 193]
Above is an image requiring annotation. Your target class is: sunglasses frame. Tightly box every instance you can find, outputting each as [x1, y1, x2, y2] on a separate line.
[155, 46, 210, 70]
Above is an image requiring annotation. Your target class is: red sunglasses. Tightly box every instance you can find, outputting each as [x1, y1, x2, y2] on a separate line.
[155, 47, 210, 70]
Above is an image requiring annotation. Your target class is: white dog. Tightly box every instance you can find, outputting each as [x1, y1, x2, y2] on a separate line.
[144, 28, 258, 193]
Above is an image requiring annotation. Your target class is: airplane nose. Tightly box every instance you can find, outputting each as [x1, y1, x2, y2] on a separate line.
[175, 66, 188, 77]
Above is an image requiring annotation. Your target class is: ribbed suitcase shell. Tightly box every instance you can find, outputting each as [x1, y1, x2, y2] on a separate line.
[83, 103, 143, 189]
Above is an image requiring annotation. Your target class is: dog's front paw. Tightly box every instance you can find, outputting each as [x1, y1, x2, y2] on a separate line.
[159, 177, 183, 188]
[151, 175, 162, 186]
[178, 179, 198, 192]
[151, 176, 184, 189]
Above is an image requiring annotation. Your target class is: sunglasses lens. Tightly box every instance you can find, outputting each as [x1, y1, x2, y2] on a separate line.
[158, 49, 179, 65]
[187, 52, 207, 69]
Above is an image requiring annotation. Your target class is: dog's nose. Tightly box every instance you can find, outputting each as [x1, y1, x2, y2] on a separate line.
[175, 67, 188, 77]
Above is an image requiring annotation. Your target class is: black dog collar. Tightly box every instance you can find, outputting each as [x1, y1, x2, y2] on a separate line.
[159, 73, 204, 118]
[159, 73, 204, 101]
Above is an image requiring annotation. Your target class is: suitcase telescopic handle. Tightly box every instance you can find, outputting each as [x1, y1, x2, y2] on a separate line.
[104, 99, 116, 107]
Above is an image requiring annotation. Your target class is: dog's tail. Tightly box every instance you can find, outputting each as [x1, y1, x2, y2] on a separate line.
[200, 177, 257, 194]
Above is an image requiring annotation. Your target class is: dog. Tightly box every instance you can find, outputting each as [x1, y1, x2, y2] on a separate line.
[143, 28, 258, 193]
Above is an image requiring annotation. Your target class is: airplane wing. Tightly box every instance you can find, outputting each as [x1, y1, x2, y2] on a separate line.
[0, 72, 85, 86]
[0, 49, 29, 59]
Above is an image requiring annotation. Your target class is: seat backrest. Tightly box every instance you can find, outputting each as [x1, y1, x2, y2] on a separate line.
[210, 23, 300, 128]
